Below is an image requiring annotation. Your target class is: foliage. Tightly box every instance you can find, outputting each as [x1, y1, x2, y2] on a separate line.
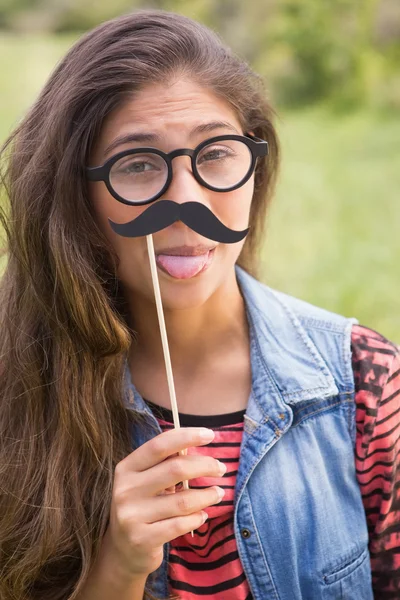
[0, 0, 399, 109]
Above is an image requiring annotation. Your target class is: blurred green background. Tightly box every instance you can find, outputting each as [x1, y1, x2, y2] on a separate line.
[0, 0, 399, 342]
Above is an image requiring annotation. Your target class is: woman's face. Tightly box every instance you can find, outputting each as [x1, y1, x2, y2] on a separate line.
[88, 77, 255, 310]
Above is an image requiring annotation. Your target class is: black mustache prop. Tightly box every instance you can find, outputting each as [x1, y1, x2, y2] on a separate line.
[108, 200, 249, 244]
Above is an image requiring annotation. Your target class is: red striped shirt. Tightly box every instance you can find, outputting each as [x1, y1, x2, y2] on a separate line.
[144, 324, 400, 599]
[352, 324, 400, 599]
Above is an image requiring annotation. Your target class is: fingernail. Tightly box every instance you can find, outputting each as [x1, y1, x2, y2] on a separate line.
[217, 461, 227, 475]
[200, 511, 208, 523]
[199, 428, 215, 442]
[215, 486, 225, 499]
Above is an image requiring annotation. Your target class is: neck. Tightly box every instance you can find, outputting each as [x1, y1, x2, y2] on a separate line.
[126, 268, 248, 369]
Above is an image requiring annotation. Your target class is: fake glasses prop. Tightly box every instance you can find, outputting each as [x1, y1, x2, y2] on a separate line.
[86, 134, 269, 206]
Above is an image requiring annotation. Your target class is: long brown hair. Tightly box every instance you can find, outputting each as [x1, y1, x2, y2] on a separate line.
[0, 9, 280, 600]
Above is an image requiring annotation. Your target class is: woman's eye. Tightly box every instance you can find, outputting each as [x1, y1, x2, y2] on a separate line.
[201, 149, 224, 161]
[198, 146, 234, 163]
[120, 161, 156, 174]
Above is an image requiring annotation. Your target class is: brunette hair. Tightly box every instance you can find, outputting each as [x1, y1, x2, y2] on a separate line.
[0, 8, 280, 600]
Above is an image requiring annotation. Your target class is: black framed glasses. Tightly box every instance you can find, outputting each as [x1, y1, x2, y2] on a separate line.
[86, 133, 269, 206]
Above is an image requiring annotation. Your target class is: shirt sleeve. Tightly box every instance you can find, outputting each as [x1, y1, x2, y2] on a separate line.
[351, 324, 400, 599]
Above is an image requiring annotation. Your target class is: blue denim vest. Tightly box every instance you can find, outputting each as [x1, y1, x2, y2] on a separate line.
[123, 265, 373, 599]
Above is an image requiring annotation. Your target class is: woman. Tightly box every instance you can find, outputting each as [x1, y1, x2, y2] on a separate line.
[0, 9, 398, 600]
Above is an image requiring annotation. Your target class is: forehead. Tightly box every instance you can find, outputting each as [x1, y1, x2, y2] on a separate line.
[96, 78, 243, 154]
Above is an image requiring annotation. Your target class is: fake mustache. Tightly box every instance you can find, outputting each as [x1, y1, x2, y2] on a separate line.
[108, 200, 249, 244]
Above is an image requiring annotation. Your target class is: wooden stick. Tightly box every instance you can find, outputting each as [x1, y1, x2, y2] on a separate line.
[146, 234, 194, 538]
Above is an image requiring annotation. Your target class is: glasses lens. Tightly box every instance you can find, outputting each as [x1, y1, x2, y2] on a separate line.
[195, 139, 252, 190]
[109, 152, 168, 203]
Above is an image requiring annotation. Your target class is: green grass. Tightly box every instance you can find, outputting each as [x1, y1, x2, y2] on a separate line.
[1, 33, 399, 343]
[262, 107, 400, 343]
[0, 32, 79, 140]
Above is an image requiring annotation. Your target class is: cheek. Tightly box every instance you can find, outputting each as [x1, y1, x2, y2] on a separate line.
[88, 181, 149, 278]
[213, 177, 254, 262]
[89, 181, 146, 237]
[219, 175, 254, 227]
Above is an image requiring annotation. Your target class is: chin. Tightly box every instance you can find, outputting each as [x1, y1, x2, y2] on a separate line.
[157, 272, 219, 311]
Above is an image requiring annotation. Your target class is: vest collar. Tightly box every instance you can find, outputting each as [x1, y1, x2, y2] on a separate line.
[234, 265, 338, 431]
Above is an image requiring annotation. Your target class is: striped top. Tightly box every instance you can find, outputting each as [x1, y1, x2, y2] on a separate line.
[143, 324, 400, 599]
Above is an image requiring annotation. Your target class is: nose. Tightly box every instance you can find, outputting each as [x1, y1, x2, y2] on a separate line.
[160, 155, 212, 209]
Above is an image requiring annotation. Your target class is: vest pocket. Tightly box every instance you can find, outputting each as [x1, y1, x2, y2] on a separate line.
[320, 545, 373, 599]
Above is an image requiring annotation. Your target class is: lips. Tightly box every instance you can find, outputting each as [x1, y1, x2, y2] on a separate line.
[155, 247, 216, 279]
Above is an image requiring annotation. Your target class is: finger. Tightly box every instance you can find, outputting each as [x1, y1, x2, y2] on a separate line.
[137, 485, 224, 523]
[117, 427, 215, 474]
[130, 453, 222, 497]
[131, 511, 208, 549]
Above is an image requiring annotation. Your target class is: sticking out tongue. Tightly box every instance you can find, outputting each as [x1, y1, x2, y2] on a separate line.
[156, 252, 211, 279]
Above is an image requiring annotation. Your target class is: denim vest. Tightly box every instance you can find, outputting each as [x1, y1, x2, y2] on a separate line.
[123, 265, 373, 599]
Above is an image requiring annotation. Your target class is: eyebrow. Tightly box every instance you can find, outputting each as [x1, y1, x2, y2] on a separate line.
[103, 120, 241, 157]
